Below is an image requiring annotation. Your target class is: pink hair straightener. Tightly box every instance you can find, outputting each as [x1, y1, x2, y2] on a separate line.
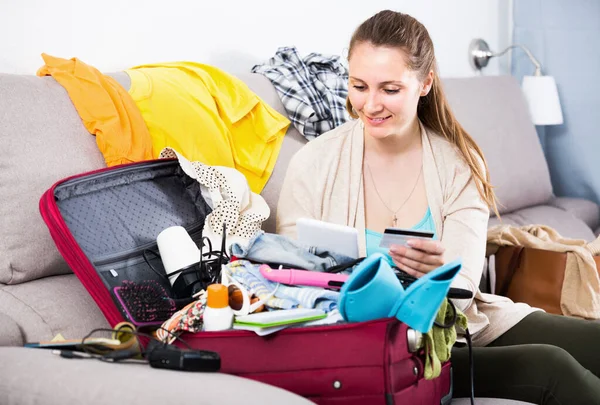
[259, 265, 349, 289]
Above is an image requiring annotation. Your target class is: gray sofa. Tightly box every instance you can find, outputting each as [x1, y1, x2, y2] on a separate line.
[1, 70, 594, 405]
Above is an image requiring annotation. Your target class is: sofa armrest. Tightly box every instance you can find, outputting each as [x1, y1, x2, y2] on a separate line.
[0, 312, 24, 346]
[548, 197, 600, 231]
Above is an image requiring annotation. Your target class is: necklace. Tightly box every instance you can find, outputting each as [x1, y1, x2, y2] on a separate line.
[365, 159, 423, 227]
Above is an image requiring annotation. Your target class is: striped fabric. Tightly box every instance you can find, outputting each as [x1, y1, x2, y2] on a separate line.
[224, 260, 339, 312]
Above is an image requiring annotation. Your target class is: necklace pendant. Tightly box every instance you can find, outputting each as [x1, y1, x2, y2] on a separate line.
[392, 215, 398, 227]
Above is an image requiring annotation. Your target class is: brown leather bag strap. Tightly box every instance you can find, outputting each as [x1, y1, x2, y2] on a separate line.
[498, 246, 525, 296]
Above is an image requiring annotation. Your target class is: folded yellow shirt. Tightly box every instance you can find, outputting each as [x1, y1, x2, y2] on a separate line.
[126, 62, 290, 193]
[36, 53, 154, 166]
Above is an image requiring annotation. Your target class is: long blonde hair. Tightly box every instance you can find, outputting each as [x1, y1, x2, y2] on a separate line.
[346, 10, 499, 216]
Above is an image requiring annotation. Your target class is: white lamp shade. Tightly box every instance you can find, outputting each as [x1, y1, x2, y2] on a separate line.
[521, 75, 564, 126]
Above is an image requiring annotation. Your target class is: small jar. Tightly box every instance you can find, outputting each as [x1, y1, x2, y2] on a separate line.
[203, 284, 234, 332]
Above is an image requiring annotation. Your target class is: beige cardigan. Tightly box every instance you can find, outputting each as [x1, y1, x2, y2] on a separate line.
[276, 119, 537, 347]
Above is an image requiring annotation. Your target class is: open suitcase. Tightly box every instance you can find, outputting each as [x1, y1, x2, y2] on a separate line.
[40, 158, 453, 405]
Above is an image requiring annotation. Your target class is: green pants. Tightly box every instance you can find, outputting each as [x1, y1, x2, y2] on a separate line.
[451, 311, 600, 405]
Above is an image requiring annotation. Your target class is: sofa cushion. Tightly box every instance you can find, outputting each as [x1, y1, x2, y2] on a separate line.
[0, 313, 24, 346]
[442, 76, 553, 216]
[488, 205, 596, 241]
[548, 197, 600, 231]
[0, 347, 313, 405]
[0, 74, 106, 284]
[0, 274, 109, 343]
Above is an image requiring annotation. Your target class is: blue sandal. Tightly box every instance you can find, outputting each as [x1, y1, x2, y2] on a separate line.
[339, 253, 462, 332]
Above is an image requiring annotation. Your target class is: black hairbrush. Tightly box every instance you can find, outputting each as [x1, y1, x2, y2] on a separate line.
[114, 280, 190, 327]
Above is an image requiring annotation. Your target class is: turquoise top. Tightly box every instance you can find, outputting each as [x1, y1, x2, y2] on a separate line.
[366, 207, 437, 266]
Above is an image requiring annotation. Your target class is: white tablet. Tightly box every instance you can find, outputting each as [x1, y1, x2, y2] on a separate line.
[296, 218, 359, 259]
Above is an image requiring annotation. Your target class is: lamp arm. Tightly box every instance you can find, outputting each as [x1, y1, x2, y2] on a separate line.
[493, 44, 542, 76]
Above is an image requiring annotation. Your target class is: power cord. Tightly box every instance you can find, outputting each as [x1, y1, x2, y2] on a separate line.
[433, 300, 475, 405]
[142, 224, 230, 295]
[465, 328, 475, 405]
[54, 325, 221, 372]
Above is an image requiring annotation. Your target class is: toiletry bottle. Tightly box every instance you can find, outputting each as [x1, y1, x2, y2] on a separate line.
[203, 284, 234, 331]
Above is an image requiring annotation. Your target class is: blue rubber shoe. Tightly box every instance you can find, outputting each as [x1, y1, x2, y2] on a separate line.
[339, 253, 403, 322]
[388, 259, 462, 333]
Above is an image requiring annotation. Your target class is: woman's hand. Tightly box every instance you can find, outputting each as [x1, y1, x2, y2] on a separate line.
[389, 239, 445, 278]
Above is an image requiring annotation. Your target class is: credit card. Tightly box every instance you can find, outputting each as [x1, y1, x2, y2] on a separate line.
[379, 228, 434, 248]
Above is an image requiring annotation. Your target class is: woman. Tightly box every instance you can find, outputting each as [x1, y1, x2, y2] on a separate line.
[276, 10, 600, 405]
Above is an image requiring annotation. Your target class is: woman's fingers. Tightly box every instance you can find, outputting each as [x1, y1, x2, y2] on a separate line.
[392, 260, 425, 278]
[389, 244, 444, 267]
[391, 253, 437, 273]
[406, 239, 445, 255]
[389, 239, 446, 276]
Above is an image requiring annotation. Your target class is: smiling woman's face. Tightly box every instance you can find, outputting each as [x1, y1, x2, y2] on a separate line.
[348, 41, 427, 140]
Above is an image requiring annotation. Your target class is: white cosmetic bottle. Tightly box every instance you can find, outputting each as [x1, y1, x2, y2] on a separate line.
[203, 284, 234, 332]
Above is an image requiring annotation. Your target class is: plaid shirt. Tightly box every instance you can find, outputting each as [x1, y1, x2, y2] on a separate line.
[252, 46, 350, 140]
